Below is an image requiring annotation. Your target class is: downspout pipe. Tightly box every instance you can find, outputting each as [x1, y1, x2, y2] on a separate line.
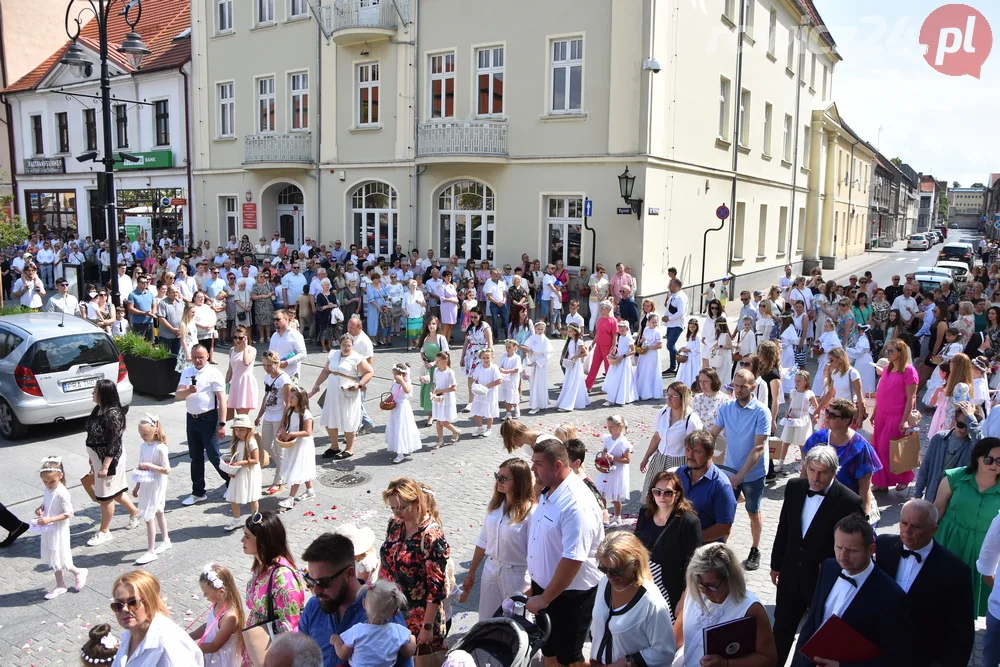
[847, 141, 855, 259]
[723, 0, 747, 283]
[787, 21, 806, 259]
[315, 16, 322, 243]
[411, 0, 420, 249]
[180, 63, 194, 245]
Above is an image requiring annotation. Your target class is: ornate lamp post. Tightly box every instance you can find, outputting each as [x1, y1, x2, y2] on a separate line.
[61, 0, 149, 306]
[617, 166, 643, 221]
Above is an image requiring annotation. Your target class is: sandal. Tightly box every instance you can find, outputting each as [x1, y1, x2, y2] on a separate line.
[322, 448, 342, 459]
[339, 451, 354, 459]
[263, 486, 281, 496]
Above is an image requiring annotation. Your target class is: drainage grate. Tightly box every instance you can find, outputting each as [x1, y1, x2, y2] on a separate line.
[319, 470, 372, 488]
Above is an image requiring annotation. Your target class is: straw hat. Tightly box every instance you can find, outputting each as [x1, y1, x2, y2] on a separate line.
[332, 523, 376, 555]
[231, 414, 254, 430]
[871, 358, 890, 374]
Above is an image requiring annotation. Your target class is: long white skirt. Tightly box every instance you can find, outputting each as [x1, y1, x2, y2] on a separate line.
[555, 359, 589, 410]
[635, 349, 663, 400]
[322, 383, 363, 432]
[386, 399, 422, 454]
[528, 361, 550, 410]
[280, 436, 317, 486]
[603, 358, 637, 405]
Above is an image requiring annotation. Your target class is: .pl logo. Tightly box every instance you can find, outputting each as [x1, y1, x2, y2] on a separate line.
[919, 4, 993, 78]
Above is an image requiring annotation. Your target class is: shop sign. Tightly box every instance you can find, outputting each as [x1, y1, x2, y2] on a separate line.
[23, 157, 65, 174]
[170, 198, 187, 206]
[113, 150, 174, 171]
[242, 203, 257, 229]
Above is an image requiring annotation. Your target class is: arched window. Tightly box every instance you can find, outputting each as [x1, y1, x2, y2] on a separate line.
[276, 185, 304, 205]
[351, 182, 397, 257]
[437, 180, 495, 262]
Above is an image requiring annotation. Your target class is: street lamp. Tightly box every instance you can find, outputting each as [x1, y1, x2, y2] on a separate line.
[617, 166, 643, 220]
[61, 0, 148, 307]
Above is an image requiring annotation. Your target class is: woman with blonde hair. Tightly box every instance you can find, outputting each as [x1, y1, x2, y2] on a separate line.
[109, 570, 204, 665]
[589, 532, 676, 667]
[460, 458, 535, 618]
[176, 303, 199, 372]
[639, 381, 702, 496]
[817, 347, 865, 428]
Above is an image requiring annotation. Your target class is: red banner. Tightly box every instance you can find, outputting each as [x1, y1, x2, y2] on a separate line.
[242, 203, 257, 229]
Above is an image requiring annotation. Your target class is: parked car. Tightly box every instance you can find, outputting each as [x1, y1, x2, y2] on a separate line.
[907, 234, 930, 250]
[935, 225, 949, 239]
[0, 314, 133, 440]
[938, 242, 976, 270]
[914, 272, 951, 295]
[949, 223, 960, 229]
[925, 231, 939, 245]
[934, 260, 970, 285]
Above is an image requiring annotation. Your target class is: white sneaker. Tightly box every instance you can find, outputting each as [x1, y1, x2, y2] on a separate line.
[474, 426, 485, 437]
[528, 409, 539, 415]
[73, 568, 88, 591]
[296, 490, 316, 502]
[86, 531, 114, 547]
[44, 587, 68, 600]
[127, 513, 141, 530]
[224, 517, 244, 531]
[462, 404, 472, 413]
[482, 429, 493, 438]
[154, 541, 173, 554]
[278, 497, 296, 510]
[182, 494, 208, 506]
[135, 551, 158, 565]
[393, 454, 405, 463]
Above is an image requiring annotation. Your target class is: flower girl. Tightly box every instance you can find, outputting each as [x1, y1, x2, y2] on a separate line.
[675, 318, 702, 389]
[277, 386, 318, 508]
[498, 340, 523, 419]
[555, 324, 590, 412]
[35, 457, 87, 599]
[223, 415, 261, 531]
[602, 320, 637, 406]
[431, 352, 461, 447]
[522, 321, 552, 415]
[595, 415, 632, 525]
[778, 370, 819, 471]
[471, 349, 503, 437]
[189, 563, 243, 666]
[131, 414, 172, 565]
[635, 314, 664, 401]
[384, 364, 422, 464]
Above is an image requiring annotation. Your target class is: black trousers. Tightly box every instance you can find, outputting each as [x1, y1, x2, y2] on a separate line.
[0, 502, 26, 533]
[772, 580, 813, 667]
[531, 581, 597, 665]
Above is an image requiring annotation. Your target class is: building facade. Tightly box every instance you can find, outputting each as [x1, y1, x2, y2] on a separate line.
[2, 0, 192, 242]
[947, 186, 984, 228]
[917, 175, 941, 233]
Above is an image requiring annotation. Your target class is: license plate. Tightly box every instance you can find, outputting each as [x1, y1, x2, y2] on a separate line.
[63, 378, 99, 392]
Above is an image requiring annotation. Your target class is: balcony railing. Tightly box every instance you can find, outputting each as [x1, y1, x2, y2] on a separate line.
[417, 121, 508, 158]
[332, 0, 403, 33]
[244, 133, 313, 165]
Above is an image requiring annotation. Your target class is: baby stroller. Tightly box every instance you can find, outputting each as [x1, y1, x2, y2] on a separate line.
[448, 596, 550, 667]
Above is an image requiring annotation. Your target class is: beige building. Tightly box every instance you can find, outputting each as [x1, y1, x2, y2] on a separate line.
[191, 0, 848, 300]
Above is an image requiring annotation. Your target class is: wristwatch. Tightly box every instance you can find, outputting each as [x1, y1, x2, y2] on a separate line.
[422, 623, 433, 631]
[218, 421, 226, 427]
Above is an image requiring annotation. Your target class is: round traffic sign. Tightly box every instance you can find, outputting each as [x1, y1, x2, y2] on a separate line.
[716, 205, 730, 221]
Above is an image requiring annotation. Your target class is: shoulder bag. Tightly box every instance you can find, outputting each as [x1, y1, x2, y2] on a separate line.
[241, 564, 294, 667]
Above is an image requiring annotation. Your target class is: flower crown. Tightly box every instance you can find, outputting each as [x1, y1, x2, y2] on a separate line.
[79, 635, 119, 664]
[39, 456, 63, 474]
[202, 563, 225, 589]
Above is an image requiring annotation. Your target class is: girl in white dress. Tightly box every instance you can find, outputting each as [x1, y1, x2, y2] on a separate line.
[223, 415, 261, 531]
[431, 352, 461, 447]
[779, 317, 799, 394]
[603, 321, 637, 406]
[846, 326, 876, 395]
[498, 340, 523, 419]
[778, 370, 819, 466]
[596, 415, 632, 525]
[709, 317, 734, 382]
[812, 319, 842, 396]
[383, 364, 422, 464]
[35, 457, 87, 599]
[676, 319, 702, 389]
[471, 349, 503, 437]
[277, 387, 318, 509]
[130, 414, 171, 565]
[190, 563, 242, 667]
[635, 314, 664, 401]
[556, 324, 590, 412]
[522, 321, 552, 415]
[735, 316, 758, 360]
[755, 300, 776, 344]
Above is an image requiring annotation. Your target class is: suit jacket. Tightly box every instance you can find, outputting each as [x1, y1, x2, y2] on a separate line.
[770, 478, 864, 597]
[963, 331, 988, 359]
[791, 558, 913, 667]
[874, 535, 974, 667]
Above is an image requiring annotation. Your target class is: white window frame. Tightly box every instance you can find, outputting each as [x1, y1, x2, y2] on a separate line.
[810, 53, 817, 90]
[357, 62, 380, 127]
[738, 88, 750, 148]
[223, 196, 239, 239]
[803, 124, 811, 165]
[786, 26, 795, 71]
[218, 81, 235, 138]
[718, 76, 731, 142]
[429, 52, 456, 120]
[256, 76, 275, 133]
[742, 0, 755, 37]
[762, 102, 772, 156]
[777, 206, 788, 254]
[290, 72, 308, 131]
[821, 64, 828, 100]
[153, 99, 170, 147]
[217, 0, 233, 33]
[549, 36, 583, 114]
[546, 196, 584, 269]
[289, 0, 308, 18]
[257, 0, 275, 25]
[352, 182, 399, 257]
[475, 45, 504, 117]
[782, 113, 792, 162]
[767, 7, 777, 55]
[724, 0, 736, 22]
[757, 204, 768, 258]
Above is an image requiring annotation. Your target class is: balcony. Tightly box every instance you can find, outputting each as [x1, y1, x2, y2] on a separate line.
[243, 133, 313, 167]
[331, 0, 404, 46]
[417, 121, 508, 160]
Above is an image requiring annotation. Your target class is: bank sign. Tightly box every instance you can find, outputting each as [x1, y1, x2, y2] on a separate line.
[113, 150, 174, 171]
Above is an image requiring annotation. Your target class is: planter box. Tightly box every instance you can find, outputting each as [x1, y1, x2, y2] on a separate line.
[124, 355, 180, 400]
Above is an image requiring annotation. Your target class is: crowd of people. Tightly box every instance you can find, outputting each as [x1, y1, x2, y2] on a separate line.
[8, 229, 1000, 666]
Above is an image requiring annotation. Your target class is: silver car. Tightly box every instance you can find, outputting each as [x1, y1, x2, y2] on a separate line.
[0, 313, 133, 439]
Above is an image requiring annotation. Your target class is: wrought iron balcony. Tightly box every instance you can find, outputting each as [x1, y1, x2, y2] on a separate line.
[331, 0, 404, 45]
[417, 121, 508, 158]
[244, 133, 313, 166]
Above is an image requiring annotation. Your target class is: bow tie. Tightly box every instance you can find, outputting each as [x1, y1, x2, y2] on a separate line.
[806, 488, 827, 498]
[838, 573, 857, 588]
[901, 549, 923, 563]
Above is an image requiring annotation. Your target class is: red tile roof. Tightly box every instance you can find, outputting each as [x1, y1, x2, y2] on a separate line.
[3, 0, 190, 94]
[797, 0, 838, 54]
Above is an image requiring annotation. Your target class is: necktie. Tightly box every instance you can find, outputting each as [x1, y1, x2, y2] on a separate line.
[806, 488, 826, 498]
[901, 549, 923, 563]
[838, 573, 857, 588]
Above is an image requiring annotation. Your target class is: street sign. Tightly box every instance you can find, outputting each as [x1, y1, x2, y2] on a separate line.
[994, 220, 1000, 230]
[617, 207, 632, 215]
[648, 207, 660, 216]
[242, 203, 258, 229]
[160, 197, 171, 208]
[584, 199, 593, 217]
[716, 204, 731, 220]
[170, 198, 187, 206]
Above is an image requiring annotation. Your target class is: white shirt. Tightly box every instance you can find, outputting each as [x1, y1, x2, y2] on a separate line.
[418, 257, 434, 272]
[655, 408, 702, 457]
[111, 613, 205, 667]
[801, 479, 836, 537]
[178, 364, 226, 416]
[402, 290, 425, 318]
[116, 274, 133, 298]
[542, 274, 557, 302]
[14, 277, 44, 308]
[270, 239, 282, 255]
[476, 501, 534, 568]
[165, 256, 181, 273]
[176, 275, 197, 301]
[977, 512, 1000, 618]
[11, 256, 25, 274]
[281, 271, 308, 303]
[831, 367, 861, 400]
[891, 295, 918, 322]
[351, 331, 375, 360]
[779, 275, 794, 299]
[664, 290, 689, 328]
[527, 473, 603, 591]
[484, 278, 506, 307]
[45, 292, 80, 316]
[309, 277, 325, 299]
[822, 559, 875, 623]
[36, 248, 55, 264]
[565, 311, 585, 329]
[894, 540, 934, 593]
[269, 328, 307, 378]
[242, 264, 259, 280]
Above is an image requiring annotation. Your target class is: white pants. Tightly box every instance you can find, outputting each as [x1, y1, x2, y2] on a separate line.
[478, 557, 530, 620]
[259, 419, 285, 485]
[589, 305, 600, 333]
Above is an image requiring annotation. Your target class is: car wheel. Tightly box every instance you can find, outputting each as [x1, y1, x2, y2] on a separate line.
[0, 399, 27, 440]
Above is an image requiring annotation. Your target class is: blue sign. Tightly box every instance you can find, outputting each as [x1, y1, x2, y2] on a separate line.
[716, 204, 731, 220]
[584, 199, 593, 217]
[995, 220, 1000, 230]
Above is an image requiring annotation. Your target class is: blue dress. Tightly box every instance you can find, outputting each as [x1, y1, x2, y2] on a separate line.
[365, 284, 387, 337]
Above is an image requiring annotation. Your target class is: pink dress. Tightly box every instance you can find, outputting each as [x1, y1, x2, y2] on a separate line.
[227, 347, 259, 410]
[871, 364, 918, 487]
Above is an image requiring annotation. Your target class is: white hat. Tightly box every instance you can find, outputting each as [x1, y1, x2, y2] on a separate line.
[332, 523, 375, 555]
[871, 358, 890, 374]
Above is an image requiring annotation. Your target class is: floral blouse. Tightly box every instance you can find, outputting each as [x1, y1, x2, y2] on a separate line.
[242, 558, 306, 666]
[691, 392, 732, 429]
[380, 517, 451, 650]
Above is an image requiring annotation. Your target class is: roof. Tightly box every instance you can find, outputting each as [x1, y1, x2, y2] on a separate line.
[3, 0, 190, 94]
[796, 0, 839, 54]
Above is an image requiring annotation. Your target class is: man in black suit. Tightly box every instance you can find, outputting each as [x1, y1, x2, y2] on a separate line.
[874, 499, 974, 667]
[791, 514, 913, 667]
[770, 445, 864, 666]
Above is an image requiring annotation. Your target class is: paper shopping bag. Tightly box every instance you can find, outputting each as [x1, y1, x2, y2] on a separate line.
[80, 472, 97, 503]
[890, 432, 921, 475]
[414, 645, 447, 667]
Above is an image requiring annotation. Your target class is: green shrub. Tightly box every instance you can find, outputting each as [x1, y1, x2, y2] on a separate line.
[114, 331, 174, 360]
[0, 305, 33, 316]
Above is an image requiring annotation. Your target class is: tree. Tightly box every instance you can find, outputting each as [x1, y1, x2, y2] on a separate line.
[890, 157, 903, 166]
[938, 194, 950, 218]
[972, 182, 986, 188]
[953, 181, 961, 188]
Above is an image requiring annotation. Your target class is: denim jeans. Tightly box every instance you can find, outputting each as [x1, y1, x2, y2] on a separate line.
[490, 302, 509, 340]
[360, 387, 374, 430]
[161, 337, 181, 355]
[666, 326, 683, 369]
[985, 610, 1000, 667]
[39, 264, 54, 288]
[186, 410, 228, 496]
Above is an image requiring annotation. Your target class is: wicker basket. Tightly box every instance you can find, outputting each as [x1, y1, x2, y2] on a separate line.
[276, 437, 297, 449]
[219, 455, 241, 476]
[676, 351, 690, 364]
[379, 392, 397, 411]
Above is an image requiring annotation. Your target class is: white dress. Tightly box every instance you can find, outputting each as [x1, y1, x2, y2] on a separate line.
[279, 411, 317, 486]
[596, 435, 632, 503]
[321, 350, 365, 431]
[779, 389, 815, 447]
[812, 332, 843, 395]
[779, 326, 798, 393]
[470, 364, 502, 418]
[635, 328, 664, 400]
[136, 440, 169, 522]
[224, 438, 262, 505]
[555, 339, 590, 411]
[201, 604, 238, 667]
[846, 335, 876, 395]
[603, 336, 637, 405]
[431, 368, 459, 422]
[675, 337, 702, 389]
[385, 383, 422, 455]
[40, 485, 75, 571]
[498, 353, 522, 404]
[736, 327, 758, 357]
[525, 334, 552, 410]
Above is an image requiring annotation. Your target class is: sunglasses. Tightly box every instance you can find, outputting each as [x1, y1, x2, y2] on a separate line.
[983, 456, 999, 465]
[388, 502, 411, 515]
[110, 597, 143, 613]
[956, 421, 967, 429]
[824, 410, 844, 420]
[249, 512, 264, 525]
[651, 488, 676, 498]
[302, 563, 352, 589]
[494, 472, 510, 484]
[597, 562, 632, 578]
